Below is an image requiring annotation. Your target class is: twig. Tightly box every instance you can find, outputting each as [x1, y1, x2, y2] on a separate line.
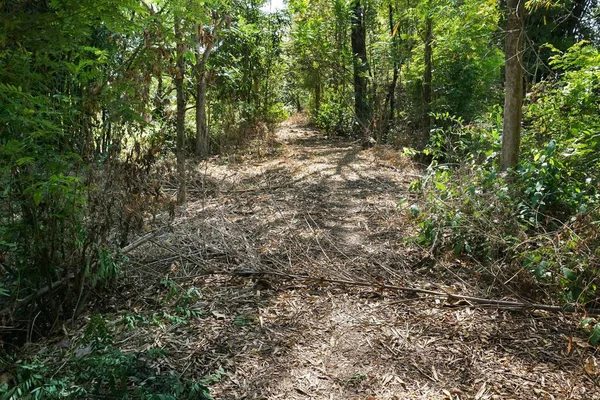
[0, 276, 72, 316]
[0, 231, 161, 317]
[121, 230, 160, 254]
[197, 268, 600, 316]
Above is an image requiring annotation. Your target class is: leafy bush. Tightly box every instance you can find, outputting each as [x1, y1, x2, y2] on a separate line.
[414, 150, 600, 309]
[0, 315, 222, 399]
[0, 12, 167, 338]
[0, 350, 219, 400]
[413, 43, 600, 313]
[520, 42, 600, 221]
[414, 124, 515, 261]
[315, 99, 354, 135]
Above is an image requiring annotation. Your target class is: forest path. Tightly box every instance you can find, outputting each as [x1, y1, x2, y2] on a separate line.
[126, 118, 596, 399]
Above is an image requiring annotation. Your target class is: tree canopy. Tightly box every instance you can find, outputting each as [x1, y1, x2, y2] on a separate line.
[2, 0, 600, 397]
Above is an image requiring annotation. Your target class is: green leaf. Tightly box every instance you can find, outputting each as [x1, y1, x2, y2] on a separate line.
[33, 190, 43, 206]
[581, 318, 595, 328]
[562, 267, 577, 282]
[454, 242, 463, 254]
[546, 140, 557, 155]
[184, 50, 197, 64]
[590, 323, 600, 346]
[410, 204, 420, 216]
[16, 157, 34, 166]
[434, 181, 447, 191]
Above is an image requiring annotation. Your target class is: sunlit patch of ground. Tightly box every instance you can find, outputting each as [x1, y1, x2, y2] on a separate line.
[26, 119, 600, 399]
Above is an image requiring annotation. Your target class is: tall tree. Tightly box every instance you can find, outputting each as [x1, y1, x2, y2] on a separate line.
[501, 0, 525, 170]
[174, 16, 187, 204]
[422, 1, 433, 143]
[195, 11, 227, 158]
[351, 0, 370, 136]
[386, 3, 399, 123]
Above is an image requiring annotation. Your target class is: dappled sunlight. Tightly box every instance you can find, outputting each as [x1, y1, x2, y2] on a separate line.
[3, 0, 600, 397]
[118, 121, 596, 399]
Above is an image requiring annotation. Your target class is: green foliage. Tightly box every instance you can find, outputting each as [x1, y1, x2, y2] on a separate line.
[287, 0, 503, 138]
[0, 315, 223, 399]
[210, 6, 289, 149]
[117, 282, 206, 330]
[415, 138, 514, 261]
[0, 0, 292, 337]
[346, 373, 367, 385]
[1, 350, 218, 400]
[428, 0, 504, 121]
[519, 42, 600, 222]
[0, 0, 171, 332]
[287, 0, 353, 133]
[315, 100, 354, 134]
[523, 0, 600, 83]
[412, 42, 600, 321]
[233, 314, 250, 327]
[83, 314, 114, 351]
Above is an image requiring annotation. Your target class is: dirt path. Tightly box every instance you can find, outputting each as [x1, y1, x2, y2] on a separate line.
[124, 120, 598, 399]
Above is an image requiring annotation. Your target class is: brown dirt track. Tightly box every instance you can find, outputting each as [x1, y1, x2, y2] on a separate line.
[41, 118, 600, 399]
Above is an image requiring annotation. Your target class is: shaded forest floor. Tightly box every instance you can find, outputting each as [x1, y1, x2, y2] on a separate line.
[37, 118, 600, 398]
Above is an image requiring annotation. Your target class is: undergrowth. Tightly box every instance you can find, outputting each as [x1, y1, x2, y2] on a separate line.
[409, 42, 600, 344]
[0, 280, 221, 399]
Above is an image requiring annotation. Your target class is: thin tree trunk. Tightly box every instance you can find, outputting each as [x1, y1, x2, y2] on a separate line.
[386, 3, 399, 123]
[351, 0, 370, 137]
[422, 10, 433, 144]
[566, 0, 586, 39]
[155, 69, 165, 120]
[195, 24, 216, 159]
[382, 4, 400, 131]
[175, 18, 186, 205]
[195, 70, 208, 158]
[501, 0, 524, 170]
[314, 79, 321, 116]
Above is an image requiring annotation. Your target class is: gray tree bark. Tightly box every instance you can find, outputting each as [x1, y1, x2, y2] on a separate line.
[386, 3, 399, 124]
[195, 23, 217, 159]
[422, 10, 433, 144]
[175, 18, 187, 205]
[195, 65, 209, 158]
[351, 0, 370, 137]
[501, 0, 525, 170]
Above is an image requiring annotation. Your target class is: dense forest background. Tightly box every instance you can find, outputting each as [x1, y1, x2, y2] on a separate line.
[2, 0, 600, 398]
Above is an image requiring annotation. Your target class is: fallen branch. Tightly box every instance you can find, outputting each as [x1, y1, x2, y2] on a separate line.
[0, 275, 73, 317]
[216, 269, 600, 316]
[121, 230, 160, 254]
[0, 231, 161, 317]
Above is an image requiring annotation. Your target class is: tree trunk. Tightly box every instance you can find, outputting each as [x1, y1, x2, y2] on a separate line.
[195, 70, 208, 158]
[351, 0, 369, 137]
[566, 0, 586, 39]
[501, 0, 524, 170]
[195, 24, 216, 159]
[175, 18, 186, 205]
[387, 3, 398, 122]
[422, 11, 433, 144]
[314, 79, 321, 116]
[154, 72, 165, 120]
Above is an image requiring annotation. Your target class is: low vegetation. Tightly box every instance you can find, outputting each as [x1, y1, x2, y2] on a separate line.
[2, 0, 600, 398]
[413, 42, 600, 341]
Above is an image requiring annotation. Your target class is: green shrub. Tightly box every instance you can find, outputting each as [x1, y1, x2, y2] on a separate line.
[0, 315, 223, 399]
[519, 42, 600, 223]
[413, 42, 600, 314]
[315, 100, 353, 135]
[0, 350, 219, 400]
